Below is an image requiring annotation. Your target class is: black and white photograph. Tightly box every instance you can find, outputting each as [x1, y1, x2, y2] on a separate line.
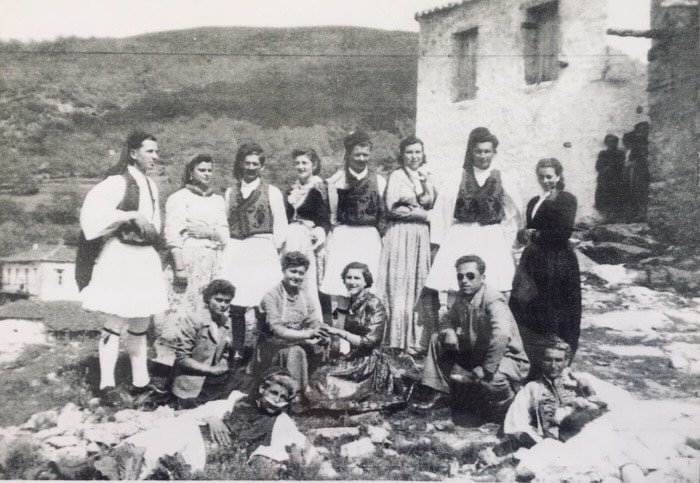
[0, 0, 698, 480]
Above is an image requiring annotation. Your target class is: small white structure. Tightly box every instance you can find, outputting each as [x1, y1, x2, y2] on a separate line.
[1, 244, 80, 301]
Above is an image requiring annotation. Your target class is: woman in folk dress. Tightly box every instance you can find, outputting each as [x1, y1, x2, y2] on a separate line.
[377, 135, 437, 356]
[161, 154, 229, 345]
[283, 148, 330, 322]
[80, 130, 168, 405]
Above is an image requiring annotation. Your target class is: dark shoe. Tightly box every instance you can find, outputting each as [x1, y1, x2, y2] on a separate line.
[98, 386, 126, 407]
[412, 390, 449, 410]
[129, 381, 167, 396]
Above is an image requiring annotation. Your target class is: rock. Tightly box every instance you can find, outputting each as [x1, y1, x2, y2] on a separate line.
[586, 264, 645, 286]
[667, 267, 700, 294]
[34, 427, 67, 440]
[308, 426, 360, 440]
[45, 435, 82, 448]
[431, 429, 499, 452]
[599, 345, 665, 358]
[21, 410, 58, 431]
[448, 460, 460, 477]
[44, 372, 59, 383]
[574, 248, 598, 273]
[644, 457, 700, 483]
[344, 411, 382, 425]
[348, 464, 364, 476]
[580, 242, 652, 265]
[315, 446, 330, 456]
[49, 444, 88, 463]
[666, 342, 700, 374]
[392, 434, 414, 449]
[113, 409, 140, 423]
[425, 423, 435, 432]
[317, 460, 339, 479]
[87, 398, 100, 408]
[582, 310, 673, 333]
[81, 424, 120, 447]
[367, 425, 390, 444]
[433, 419, 455, 431]
[664, 309, 700, 329]
[419, 471, 440, 480]
[56, 403, 84, 431]
[587, 224, 658, 249]
[383, 448, 399, 457]
[340, 437, 375, 461]
[86, 441, 101, 454]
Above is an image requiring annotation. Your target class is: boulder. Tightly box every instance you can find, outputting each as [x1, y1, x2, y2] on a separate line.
[340, 437, 375, 461]
[366, 425, 390, 444]
[56, 403, 85, 431]
[582, 310, 674, 333]
[666, 267, 700, 294]
[21, 410, 58, 431]
[587, 224, 659, 249]
[316, 460, 339, 479]
[579, 242, 652, 265]
[666, 342, 700, 374]
[599, 345, 665, 358]
[308, 427, 360, 440]
[585, 264, 645, 286]
[45, 435, 82, 448]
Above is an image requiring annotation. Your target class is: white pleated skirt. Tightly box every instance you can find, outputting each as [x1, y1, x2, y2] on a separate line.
[320, 225, 382, 297]
[425, 222, 515, 293]
[218, 235, 283, 307]
[81, 238, 169, 318]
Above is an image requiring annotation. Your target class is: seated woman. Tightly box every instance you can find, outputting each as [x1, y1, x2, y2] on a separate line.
[306, 262, 419, 412]
[171, 279, 250, 409]
[254, 252, 328, 395]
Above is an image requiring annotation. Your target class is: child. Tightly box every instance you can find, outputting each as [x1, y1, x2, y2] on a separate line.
[171, 279, 250, 409]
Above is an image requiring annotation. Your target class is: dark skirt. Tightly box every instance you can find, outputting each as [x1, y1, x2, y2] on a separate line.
[510, 241, 581, 373]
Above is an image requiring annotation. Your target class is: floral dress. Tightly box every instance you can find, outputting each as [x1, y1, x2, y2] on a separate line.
[306, 292, 420, 412]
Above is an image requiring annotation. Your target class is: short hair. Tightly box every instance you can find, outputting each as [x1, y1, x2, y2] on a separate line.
[535, 158, 566, 190]
[398, 135, 426, 167]
[281, 251, 310, 270]
[341, 261, 373, 288]
[202, 279, 236, 305]
[233, 142, 265, 180]
[292, 148, 322, 176]
[258, 366, 299, 401]
[454, 254, 486, 275]
[182, 153, 213, 187]
[544, 336, 571, 359]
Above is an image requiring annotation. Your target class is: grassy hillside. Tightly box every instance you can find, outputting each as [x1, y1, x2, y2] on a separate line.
[0, 26, 418, 256]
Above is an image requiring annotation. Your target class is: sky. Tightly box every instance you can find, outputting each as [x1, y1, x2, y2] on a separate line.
[0, 0, 649, 41]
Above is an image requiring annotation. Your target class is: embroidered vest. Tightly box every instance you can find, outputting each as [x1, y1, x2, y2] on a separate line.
[453, 169, 505, 225]
[227, 179, 274, 239]
[337, 171, 382, 226]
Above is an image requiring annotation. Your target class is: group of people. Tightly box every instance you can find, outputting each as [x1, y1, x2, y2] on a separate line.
[594, 121, 649, 222]
[77, 126, 586, 433]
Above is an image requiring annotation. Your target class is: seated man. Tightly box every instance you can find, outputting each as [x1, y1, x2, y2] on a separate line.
[171, 279, 251, 409]
[503, 338, 607, 445]
[413, 255, 529, 421]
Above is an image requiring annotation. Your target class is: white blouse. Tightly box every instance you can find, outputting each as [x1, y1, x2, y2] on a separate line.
[164, 188, 229, 250]
[80, 165, 161, 241]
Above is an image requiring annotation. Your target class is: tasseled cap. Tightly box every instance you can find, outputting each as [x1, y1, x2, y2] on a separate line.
[343, 130, 372, 152]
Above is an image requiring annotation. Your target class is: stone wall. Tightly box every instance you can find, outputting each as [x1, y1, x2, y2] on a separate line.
[416, 0, 648, 220]
[647, 0, 699, 246]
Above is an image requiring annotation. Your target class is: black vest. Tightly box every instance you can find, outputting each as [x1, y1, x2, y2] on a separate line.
[227, 179, 274, 239]
[336, 171, 382, 226]
[453, 169, 506, 226]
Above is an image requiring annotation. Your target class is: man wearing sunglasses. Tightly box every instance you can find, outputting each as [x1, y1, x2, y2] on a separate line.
[413, 255, 529, 421]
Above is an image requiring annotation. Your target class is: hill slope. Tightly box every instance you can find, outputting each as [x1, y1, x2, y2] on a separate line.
[0, 26, 418, 157]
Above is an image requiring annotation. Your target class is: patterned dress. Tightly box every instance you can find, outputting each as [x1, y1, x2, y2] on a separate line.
[377, 167, 436, 354]
[306, 292, 420, 412]
[160, 186, 228, 343]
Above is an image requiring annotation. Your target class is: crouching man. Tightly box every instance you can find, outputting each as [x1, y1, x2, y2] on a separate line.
[171, 279, 251, 409]
[413, 255, 529, 422]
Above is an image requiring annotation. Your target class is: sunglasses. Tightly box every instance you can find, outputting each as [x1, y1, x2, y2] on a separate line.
[456, 272, 479, 281]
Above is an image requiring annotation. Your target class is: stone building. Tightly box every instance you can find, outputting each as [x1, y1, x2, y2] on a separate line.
[646, 0, 699, 246]
[415, 0, 650, 219]
[0, 244, 80, 302]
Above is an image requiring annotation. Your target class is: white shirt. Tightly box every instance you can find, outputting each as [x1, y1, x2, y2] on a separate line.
[531, 191, 553, 219]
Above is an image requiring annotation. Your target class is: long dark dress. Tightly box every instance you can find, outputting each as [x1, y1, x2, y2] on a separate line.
[510, 191, 581, 375]
[594, 148, 626, 220]
[306, 292, 419, 412]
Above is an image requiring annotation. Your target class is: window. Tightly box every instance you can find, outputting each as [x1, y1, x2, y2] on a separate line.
[452, 28, 478, 101]
[523, 2, 559, 84]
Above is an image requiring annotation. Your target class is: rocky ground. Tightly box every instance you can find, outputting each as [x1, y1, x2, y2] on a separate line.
[0, 223, 698, 480]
